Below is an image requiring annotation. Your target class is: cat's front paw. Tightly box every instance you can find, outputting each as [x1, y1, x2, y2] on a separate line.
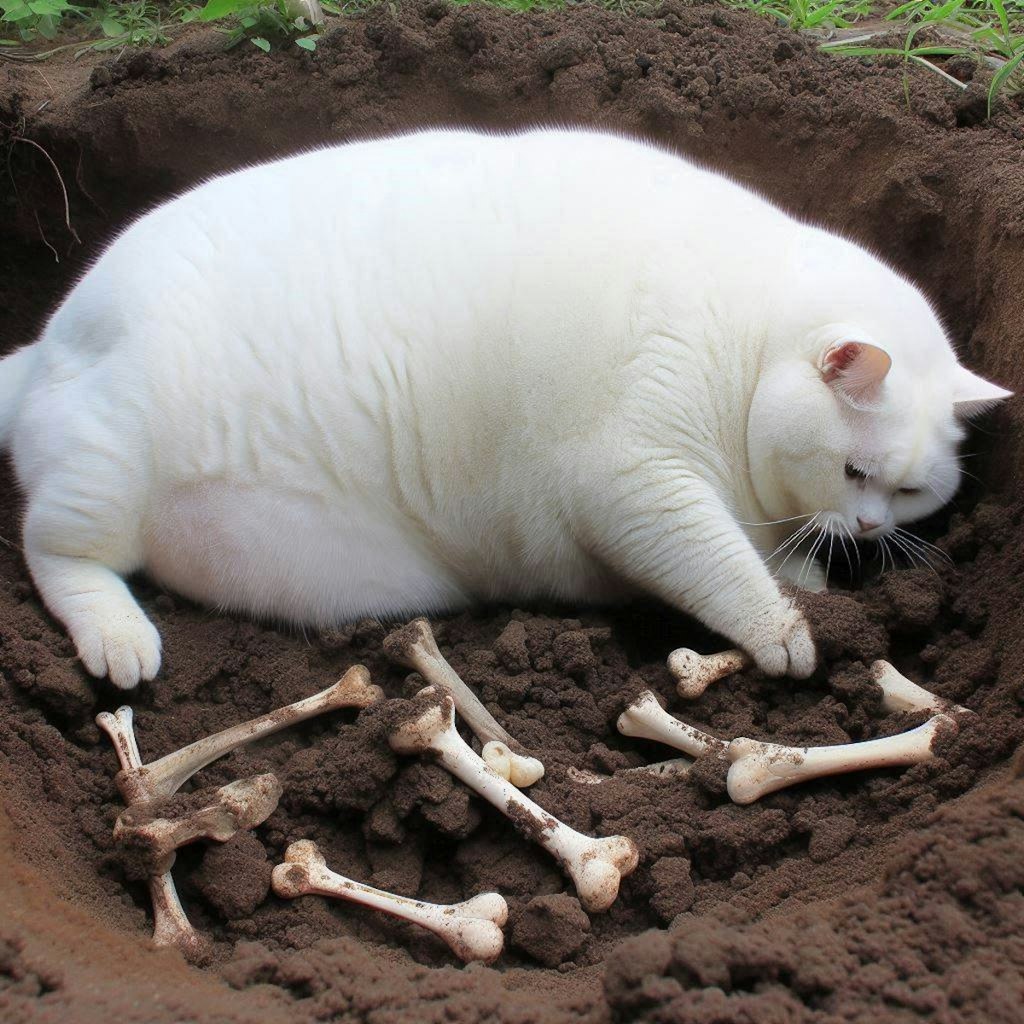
[746, 603, 816, 679]
[67, 604, 162, 690]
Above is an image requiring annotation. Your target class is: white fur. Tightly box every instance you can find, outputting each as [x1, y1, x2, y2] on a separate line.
[0, 129, 1010, 688]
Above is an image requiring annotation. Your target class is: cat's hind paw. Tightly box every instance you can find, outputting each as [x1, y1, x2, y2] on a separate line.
[749, 607, 816, 680]
[69, 606, 162, 690]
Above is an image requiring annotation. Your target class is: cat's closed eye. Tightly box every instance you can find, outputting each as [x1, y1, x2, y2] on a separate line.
[844, 463, 867, 481]
[897, 487, 921, 495]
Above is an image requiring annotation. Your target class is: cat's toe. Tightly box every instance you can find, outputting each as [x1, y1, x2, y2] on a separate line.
[70, 612, 162, 689]
[750, 608, 816, 678]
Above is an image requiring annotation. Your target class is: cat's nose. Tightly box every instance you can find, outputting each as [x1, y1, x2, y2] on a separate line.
[857, 517, 882, 534]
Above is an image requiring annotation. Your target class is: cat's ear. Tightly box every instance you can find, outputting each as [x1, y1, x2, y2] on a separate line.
[952, 365, 1013, 418]
[819, 340, 892, 408]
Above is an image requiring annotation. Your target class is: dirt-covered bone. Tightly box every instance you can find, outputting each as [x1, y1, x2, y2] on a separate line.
[388, 689, 639, 912]
[104, 665, 382, 805]
[384, 618, 544, 786]
[95, 705, 204, 959]
[95, 669, 378, 958]
[667, 647, 751, 699]
[616, 691, 729, 758]
[871, 661, 972, 717]
[272, 839, 508, 964]
[725, 715, 956, 804]
[114, 774, 282, 877]
[566, 759, 692, 786]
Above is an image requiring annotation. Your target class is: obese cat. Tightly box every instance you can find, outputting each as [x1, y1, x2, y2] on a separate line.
[0, 128, 1010, 689]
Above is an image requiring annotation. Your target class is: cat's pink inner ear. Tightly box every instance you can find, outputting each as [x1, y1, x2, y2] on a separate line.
[820, 340, 892, 406]
[952, 365, 1013, 418]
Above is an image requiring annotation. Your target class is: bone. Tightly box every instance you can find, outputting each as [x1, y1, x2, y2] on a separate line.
[99, 665, 382, 804]
[95, 705, 201, 958]
[616, 691, 728, 758]
[566, 758, 692, 786]
[668, 648, 751, 699]
[871, 661, 972, 717]
[726, 715, 956, 804]
[384, 619, 544, 787]
[114, 774, 282, 877]
[147, 872, 209, 961]
[389, 691, 638, 912]
[272, 840, 507, 963]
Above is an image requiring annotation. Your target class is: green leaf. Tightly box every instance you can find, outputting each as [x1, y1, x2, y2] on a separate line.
[199, 0, 251, 22]
[295, 33, 316, 49]
[251, 34, 270, 50]
[100, 16, 123, 36]
[989, 48, 1024, 115]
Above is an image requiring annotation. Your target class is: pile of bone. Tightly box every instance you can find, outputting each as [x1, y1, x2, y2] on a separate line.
[97, 619, 969, 967]
[597, 648, 971, 802]
[97, 620, 638, 964]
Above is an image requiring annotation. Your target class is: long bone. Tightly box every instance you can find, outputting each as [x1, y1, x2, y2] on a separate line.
[725, 714, 956, 804]
[871, 661, 972, 717]
[115, 774, 283, 877]
[272, 840, 508, 964]
[668, 648, 751, 699]
[388, 690, 639, 912]
[384, 618, 544, 787]
[103, 665, 382, 805]
[616, 691, 729, 758]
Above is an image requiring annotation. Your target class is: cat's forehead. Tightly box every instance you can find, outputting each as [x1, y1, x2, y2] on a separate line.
[851, 394, 963, 480]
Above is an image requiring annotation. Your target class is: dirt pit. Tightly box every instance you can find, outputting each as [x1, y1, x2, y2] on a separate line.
[2, 3, 1024, 1021]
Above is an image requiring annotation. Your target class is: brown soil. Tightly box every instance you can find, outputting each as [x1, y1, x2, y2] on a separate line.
[2, 3, 1024, 1022]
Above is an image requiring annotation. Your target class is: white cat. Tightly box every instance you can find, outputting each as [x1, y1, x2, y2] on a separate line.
[0, 129, 1010, 690]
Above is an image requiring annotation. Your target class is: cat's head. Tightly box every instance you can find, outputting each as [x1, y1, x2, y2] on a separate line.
[747, 320, 1012, 550]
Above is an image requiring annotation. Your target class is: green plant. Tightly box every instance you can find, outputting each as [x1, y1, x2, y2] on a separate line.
[1, 0, 79, 43]
[199, 0, 321, 51]
[824, 0, 1024, 113]
[722, 0, 871, 30]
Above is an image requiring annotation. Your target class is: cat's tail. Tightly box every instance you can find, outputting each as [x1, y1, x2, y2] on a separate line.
[0, 344, 39, 448]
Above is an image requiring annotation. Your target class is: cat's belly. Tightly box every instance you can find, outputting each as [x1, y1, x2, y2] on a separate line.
[142, 480, 624, 624]
[142, 481, 469, 624]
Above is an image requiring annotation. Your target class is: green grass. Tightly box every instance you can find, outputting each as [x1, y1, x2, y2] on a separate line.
[820, 0, 1024, 114]
[1, 0, 1022, 116]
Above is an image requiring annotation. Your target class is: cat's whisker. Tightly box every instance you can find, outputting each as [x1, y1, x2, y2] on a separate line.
[737, 512, 818, 528]
[797, 529, 827, 588]
[766, 512, 820, 564]
[888, 531, 927, 572]
[895, 527, 952, 566]
[771, 515, 822, 579]
[841, 521, 861, 572]
[824, 525, 835, 586]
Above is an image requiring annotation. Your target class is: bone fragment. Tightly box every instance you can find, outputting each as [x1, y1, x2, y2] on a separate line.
[726, 714, 955, 804]
[871, 661, 972, 717]
[566, 758, 692, 786]
[668, 648, 751, 699]
[384, 619, 544, 786]
[616, 691, 728, 758]
[389, 690, 638, 912]
[114, 774, 282, 876]
[272, 840, 507, 963]
[102, 666, 382, 804]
